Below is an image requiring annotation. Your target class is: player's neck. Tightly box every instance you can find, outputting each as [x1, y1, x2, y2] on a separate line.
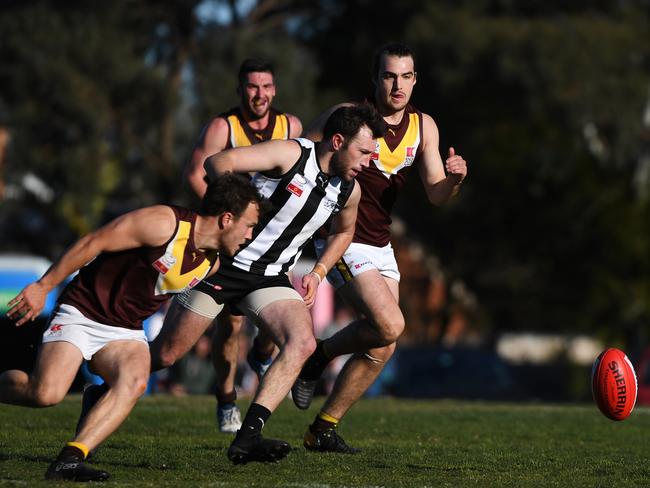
[380, 107, 406, 126]
[240, 107, 270, 131]
[193, 215, 220, 251]
[315, 143, 334, 175]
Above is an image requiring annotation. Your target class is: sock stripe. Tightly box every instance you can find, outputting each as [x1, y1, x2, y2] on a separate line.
[66, 441, 90, 459]
[318, 411, 339, 425]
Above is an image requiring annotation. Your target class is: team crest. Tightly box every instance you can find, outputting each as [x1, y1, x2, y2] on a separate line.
[323, 198, 340, 212]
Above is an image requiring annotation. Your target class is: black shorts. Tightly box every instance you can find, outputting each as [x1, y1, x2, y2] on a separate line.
[194, 258, 294, 315]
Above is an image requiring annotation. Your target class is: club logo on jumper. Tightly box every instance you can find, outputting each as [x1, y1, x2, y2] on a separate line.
[152, 253, 177, 274]
[47, 324, 63, 337]
[323, 198, 340, 212]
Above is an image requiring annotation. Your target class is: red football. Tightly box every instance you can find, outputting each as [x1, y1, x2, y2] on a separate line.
[591, 348, 638, 421]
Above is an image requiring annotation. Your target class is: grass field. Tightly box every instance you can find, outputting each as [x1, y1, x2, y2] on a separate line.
[1, 395, 649, 487]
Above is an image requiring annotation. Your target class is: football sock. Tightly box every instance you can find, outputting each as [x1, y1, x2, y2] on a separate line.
[58, 442, 89, 461]
[315, 340, 331, 363]
[251, 337, 273, 363]
[237, 403, 271, 439]
[310, 411, 339, 434]
[216, 389, 237, 405]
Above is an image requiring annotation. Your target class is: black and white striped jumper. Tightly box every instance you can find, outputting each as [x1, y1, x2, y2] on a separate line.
[233, 137, 355, 276]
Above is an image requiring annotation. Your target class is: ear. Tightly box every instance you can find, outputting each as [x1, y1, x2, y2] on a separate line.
[331, 133, 345, 151]
[218, 212, 234, 230]
[413, 71, 418, 86]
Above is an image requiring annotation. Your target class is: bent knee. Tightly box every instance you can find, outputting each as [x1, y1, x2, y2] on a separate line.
[115, 374, 150, 399]
[154, 347, 180, 370]
[284, 333, 316, 362]
[373, 312, 405, 345]
[31, 384, 66, 407]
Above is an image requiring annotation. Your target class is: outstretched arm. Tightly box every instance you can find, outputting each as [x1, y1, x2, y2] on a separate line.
[204, 138, 302, 180]
[6, 206, 177, 325]
[301, 183, 360, 307]
[417, 113, 467, 206]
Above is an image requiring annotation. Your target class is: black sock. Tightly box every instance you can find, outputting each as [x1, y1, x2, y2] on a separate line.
[56, 445, 84, 462]
[314, 340, 331, 364]
[310, 415, 338, 435]
[237, 403, 271, 440]
[251, 337, 272, 362]
[216, 390, 237, 405]
[302, 341, 331, 379]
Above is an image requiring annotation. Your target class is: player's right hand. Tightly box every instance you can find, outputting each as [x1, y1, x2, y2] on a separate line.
[6, 282, 47, 326]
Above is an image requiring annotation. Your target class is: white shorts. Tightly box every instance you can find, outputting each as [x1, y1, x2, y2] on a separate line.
[42, 304, 148, 360]
[314, 240, 400, 290]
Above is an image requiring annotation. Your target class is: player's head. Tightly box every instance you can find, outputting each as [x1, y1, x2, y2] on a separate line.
[324, 103, 386, 181]
[237, 58, 276, 120]
[371, 42, 417, 113]
[201, 173, 265, 255]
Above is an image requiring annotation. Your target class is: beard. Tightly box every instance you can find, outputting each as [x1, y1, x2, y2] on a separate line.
[242, 98, 270, 121]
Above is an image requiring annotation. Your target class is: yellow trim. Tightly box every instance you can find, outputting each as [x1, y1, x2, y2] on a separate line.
[318, 411, 340, 425]
[227, 113, 289, 147]
[335, 259, 353, 282]
[272, 114, 289, 139]
[227, 114, 252, 147]
[157, 221, 216, 294]
[375, 113, 420, 174]
[66, 441, 89, 459]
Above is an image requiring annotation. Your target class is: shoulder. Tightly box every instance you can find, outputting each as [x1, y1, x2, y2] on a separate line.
[106, 205, 177, 247]
[285, 113, 303, 136]
[136, 205, 178, 228]
[205, 116, 230, 134]
[420, 112, 439, 141]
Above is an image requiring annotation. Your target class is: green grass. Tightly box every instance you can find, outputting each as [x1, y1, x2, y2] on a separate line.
[1, 396, 649, 487]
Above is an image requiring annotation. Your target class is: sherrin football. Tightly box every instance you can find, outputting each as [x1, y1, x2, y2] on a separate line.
[591, 348, 637, 421]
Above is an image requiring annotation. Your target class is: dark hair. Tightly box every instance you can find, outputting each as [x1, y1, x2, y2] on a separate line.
[371, 42, 416, 80]
[200, 173, 265, 217]
[322, 103, 386, 142]
[238, 58, 275, 87]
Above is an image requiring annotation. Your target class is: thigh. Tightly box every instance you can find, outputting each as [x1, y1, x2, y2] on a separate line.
[338, 269, 400, 320]
[149, 298, 216, 361]
[90, 340, 150, 384]
[31, 341, 84, 393]
[249, 297, 313, 346]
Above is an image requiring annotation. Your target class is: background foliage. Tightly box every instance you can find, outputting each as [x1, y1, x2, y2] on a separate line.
[0, 0, 648, 347]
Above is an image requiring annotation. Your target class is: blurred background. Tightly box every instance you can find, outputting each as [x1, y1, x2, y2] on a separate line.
[0, 0, 648, 403]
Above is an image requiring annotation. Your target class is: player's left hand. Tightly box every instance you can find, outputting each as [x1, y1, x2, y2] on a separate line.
[301, 272, 320, 308]
[445, 147, 467, 184]
[6, 282, 47, 326]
